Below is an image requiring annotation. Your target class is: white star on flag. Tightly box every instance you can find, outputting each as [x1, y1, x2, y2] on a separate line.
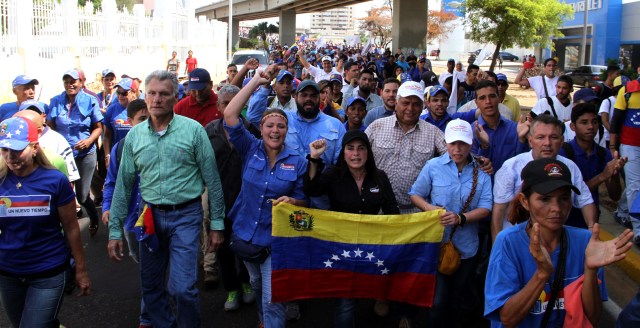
[14, 129, 20, 135]
[381, 268, 390, 275]
[366, 252, 375, 261]
[331, 254, 341, 261]
[18, 124, 23, 129]
[323, 260, 333, 268]
[376, 259, 384, 267]
[6, 132, 12, 138]
[353, 248, 363, 257]
[341, 250, 351, 258]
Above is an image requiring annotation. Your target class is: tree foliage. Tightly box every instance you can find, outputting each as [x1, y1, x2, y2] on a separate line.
[465, 0, 573, 71]
[78, 0, 141, 12]
[248, 22, 279, 51]
[427, 10, 458, 43]
[358, 5, 392, 49]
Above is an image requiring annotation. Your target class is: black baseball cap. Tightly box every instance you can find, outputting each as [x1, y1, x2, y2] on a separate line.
[521, 158, 581, 195]
[341, 130, 370, 147]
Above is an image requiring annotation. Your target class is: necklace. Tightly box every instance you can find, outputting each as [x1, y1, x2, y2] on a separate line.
[16, 178, 25, 189]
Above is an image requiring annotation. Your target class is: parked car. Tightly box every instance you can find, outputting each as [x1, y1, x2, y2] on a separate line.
[496, 52, 519, 61]
[231, 49, 269, 76]
[565, 65, 607, 87]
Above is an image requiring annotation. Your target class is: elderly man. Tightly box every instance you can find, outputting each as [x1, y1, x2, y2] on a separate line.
[108, 70, 225, 328]
[0, 75, 38, 121]
[491, 114, 597, 241]
[298, 48, 338, 83]
[515, 58, 559, 99]
[174, 68, 221, 127]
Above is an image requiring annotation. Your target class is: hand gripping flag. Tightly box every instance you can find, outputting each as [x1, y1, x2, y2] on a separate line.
[271, 203, 445, 307]
[134, 204, 159, 252]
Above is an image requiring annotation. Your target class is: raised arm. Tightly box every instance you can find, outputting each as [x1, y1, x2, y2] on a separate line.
[230, 58, 260, 88]
[224, 69, 271, 128]
[514, 66, 531, 88]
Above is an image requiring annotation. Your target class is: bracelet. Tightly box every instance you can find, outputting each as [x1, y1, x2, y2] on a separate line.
[458, 213, 467, 227]
[306, 154, 322, 163]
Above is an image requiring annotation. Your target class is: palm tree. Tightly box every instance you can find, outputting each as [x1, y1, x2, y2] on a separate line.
[248, 22, 279, 50]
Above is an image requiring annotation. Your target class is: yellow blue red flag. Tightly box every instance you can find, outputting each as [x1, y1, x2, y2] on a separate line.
[133, 204, 158, 252]
[271, 203, 444, 307]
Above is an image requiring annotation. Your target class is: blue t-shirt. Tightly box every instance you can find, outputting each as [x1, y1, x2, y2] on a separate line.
[48, 90, 103, 157]
[104, 101, 132, 147]
[0, 102, 19, 122]
[0, 167, 76, 275]
[485, 223, 607, 328]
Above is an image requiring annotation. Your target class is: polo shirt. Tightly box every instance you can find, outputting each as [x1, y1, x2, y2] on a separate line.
[558, 139, 612, 208]
[472, 115, 529, 173]
[420, 110, 477, 132]
[502, 94, 521, 120]
[0, 102, 19, 122]
[174, 93, 221, 127]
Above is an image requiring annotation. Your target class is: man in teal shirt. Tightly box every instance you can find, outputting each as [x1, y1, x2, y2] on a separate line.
[107, 70, 225, 328]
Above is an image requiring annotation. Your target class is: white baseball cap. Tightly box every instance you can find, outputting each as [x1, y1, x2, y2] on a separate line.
[397, 81, 424, 101]
[444, 119, 473, 145]
[321, 56, 332, 62]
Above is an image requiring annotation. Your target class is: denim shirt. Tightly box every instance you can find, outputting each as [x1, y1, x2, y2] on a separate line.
[224, 120, 308, 247]
[48, 90, 103, 157]
[408, 154, 493, 259]
[284, 111, 345, 166]
[471, 115, 529, 174]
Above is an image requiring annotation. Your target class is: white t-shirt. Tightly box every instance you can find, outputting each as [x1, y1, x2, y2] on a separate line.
[531, 96, 572, 122]
[527, 75, 559, 99]
[438, 72, 453, 86]
[308, 66, 338, 83]
[563, 121, 606, 147]
[39, 126, 80, 182]
[598, 95, 616, 142]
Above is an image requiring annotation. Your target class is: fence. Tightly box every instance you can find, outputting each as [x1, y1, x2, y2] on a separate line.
[0, 0, 228, 103]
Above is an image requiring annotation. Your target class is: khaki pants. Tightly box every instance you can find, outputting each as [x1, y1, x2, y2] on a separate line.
[200, 188, 218, 272]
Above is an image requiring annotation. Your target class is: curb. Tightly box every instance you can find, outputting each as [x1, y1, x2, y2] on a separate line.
[599, 228, 640, 283]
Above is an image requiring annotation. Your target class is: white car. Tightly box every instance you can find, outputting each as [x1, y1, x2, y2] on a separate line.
[231, 50, 270, 76]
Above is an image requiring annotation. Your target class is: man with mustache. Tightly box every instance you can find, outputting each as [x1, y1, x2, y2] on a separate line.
[174, 68, 221, 127]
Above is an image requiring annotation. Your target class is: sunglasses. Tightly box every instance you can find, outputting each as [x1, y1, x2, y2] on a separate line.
[117, 90, 130, 96]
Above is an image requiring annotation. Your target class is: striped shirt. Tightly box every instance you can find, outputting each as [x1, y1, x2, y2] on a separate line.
[109, 114, 225, 240]
[365, 115, 447, 209]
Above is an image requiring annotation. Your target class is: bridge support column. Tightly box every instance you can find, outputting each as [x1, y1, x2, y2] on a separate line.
[392, 0, 427, 51]
[231, 19, 240, 52]
[279, 10, 296, 47]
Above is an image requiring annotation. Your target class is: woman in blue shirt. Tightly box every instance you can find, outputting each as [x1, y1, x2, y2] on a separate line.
[0, 117, 91, 327]
[48, 69, 103, 236]
[409, 119, 493, 328]
[223, 68, 308, 328]
[485, 158, 633, 328]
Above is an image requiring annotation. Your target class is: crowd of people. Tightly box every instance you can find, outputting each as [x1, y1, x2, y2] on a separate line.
[1, 42, 640, 328]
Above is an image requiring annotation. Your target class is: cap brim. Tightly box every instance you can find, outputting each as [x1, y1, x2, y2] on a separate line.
[530, 181, 581, 195]
[188, 82, 208, 91]
[0, 139, 30, 151]
[445, 136, 472, 145]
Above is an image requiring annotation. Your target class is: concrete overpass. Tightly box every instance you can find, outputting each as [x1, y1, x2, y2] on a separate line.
[196, 0, 428, 51]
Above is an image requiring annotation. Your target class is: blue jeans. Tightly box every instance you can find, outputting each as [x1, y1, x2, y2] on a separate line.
[139, 201, 202, 328]
[0, 270, 66, 328]
[617, 288, 640, 327]
[429, 258, 477, 328]
[245, 256, 286, 328]
[621, 144, 640, 237]
[335, 298, 356, 328]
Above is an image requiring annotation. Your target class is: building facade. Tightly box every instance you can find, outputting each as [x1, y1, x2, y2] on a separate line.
[309, 7, 355, 41]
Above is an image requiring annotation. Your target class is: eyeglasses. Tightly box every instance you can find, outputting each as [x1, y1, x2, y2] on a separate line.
[117, 90, 130, 96]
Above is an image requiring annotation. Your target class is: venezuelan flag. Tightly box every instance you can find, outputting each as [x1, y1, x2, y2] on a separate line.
[134, 204, 159, 252]
[271, 203, 444, 307]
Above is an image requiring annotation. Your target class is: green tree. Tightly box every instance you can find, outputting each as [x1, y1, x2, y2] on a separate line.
[248, 22, 279, 51]
[78, 0, 141, 12]
[465, 0, 573, 71]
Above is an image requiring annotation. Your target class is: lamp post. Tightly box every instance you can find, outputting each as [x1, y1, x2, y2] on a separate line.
[228, 0, 233, 63]
[579, 0, 589, 65]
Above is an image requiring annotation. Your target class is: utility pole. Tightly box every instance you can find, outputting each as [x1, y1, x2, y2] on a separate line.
[579, 0, 589, 65]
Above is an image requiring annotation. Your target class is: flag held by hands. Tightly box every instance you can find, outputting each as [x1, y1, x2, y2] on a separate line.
[134, 204, 159, 252]
[271, 203, 445, 307]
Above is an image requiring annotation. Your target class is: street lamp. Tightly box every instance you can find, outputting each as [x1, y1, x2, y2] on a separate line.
[229, 0, 233, 63]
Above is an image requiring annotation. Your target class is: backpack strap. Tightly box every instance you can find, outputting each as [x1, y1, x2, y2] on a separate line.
[561, 142, 575, 162]
[542, 76, 550, 98]
[545, 96, 558, 118]
[115, 140, 125, 170]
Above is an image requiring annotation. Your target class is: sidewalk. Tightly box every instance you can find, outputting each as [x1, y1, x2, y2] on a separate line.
[599, 206, 640, 283]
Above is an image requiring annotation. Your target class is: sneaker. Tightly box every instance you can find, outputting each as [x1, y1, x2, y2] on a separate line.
[224, 290, 241, 311]
[614, 214, 633, 229]
[204, 271, 219, 289]
[374, 300, 389, 317]
[285, 302, 301, 321]
[242, 283, 256, 304]
[634, 235, 640, 247]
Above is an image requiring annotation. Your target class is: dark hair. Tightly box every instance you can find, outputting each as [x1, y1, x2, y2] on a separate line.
[508, 188, 532, 225]
[475, 79, 497, 93]
[607, 65, 620, 74]
[227, 63, 237, 69]
[558, 75, 574, 88]
[318, 80, 331, 91]
[335, 138, 382, 191]
[484, 71, 497, 82]
[344, 61, 358, 72]
[383, 78, 400, 87]
[543, 58, 557, 66]
[260, 108, 288, 124]
[444, 76, 453, 86]
[359, 69, 374, 78]
[467, 64, 479, 73]
[529, 114, 564, 137]
[126, 99, 147, 119]
[570, 102, 598, 124]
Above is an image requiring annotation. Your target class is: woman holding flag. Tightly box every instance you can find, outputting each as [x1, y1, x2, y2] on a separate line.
[305, 129, 399, 327]
[0, 117, 91, 327]
[223, 66, 308, 328]
[409, 119, 493, 328]
[484, 158, 634, 327]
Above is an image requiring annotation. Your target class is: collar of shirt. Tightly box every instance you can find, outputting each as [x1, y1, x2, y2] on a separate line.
[477, 113, 507, 130]
[391, 115, 421, 133]
[569, 138, 593, 157]
[145, 113, 176, 134]
[187, 92, 217, 109]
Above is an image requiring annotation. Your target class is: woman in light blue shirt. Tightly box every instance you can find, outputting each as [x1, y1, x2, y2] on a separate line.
[223, 68, 308, 328]
[409, 119, 492, 328]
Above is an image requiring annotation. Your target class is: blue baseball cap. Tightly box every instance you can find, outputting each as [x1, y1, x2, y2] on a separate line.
[573, 88, 598, 103]
[329, 73, 343, 84]
[12, 75, 39, 88]
[18, 100, 46, 114]
[346, 96, 367, 108]
[276, 70, 293, 82]
[102, 69, 116, 78]
[398, 73, 412, 83]
[62, 69, 80, 80]
[114, 78, 138, 91]
[429, 85, 449, 97]
[0, 117, 39, 151]
[178, 84, 185, 99]
[297, 80, 320, 93]
[188, 68, 212, 91]
[496, 73, 508, 82]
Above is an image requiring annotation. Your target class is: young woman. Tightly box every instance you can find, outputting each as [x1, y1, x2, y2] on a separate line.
[409, 119, 493, 328]
[305, 129, 399, 328]
[485, 158, 634, 327]
[223, 68, 308, 328]
[0, 117, 91, 327]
